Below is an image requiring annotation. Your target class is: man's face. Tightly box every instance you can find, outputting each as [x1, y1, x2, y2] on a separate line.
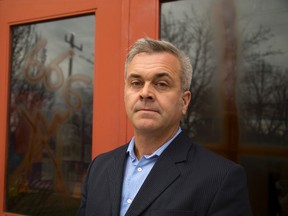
[124, 52, 191, 134]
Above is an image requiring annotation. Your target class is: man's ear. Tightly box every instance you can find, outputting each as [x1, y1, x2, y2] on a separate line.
[181, 90, 191, 115]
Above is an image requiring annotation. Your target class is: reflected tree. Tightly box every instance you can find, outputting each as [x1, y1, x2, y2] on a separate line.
[161, 4, 288, 146]
[9, 24, 48, 172]
[161, 7, 219, 142]
[238, 23, 288, 146]
[241, 26, 281, 65]
[10, 25, 50, 133]
[238, 62, 288, 146]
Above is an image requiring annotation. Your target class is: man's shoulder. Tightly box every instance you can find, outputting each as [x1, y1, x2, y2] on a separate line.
[86, 143, 128, 175]
[92, 143, 128, 162]
[194, 143, 238, 167]
[179, 131, 241, 169]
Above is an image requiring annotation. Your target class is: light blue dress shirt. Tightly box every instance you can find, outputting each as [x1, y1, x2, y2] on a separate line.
[120, 128, 182, 216]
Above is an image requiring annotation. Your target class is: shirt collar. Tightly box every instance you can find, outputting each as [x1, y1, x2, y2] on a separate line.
[126, 128, 182, 160]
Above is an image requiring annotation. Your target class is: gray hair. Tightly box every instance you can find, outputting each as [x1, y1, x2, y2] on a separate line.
[125, 37, 193, 92]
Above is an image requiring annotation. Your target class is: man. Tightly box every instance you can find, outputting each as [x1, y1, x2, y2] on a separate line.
[78, 37, 252, 216]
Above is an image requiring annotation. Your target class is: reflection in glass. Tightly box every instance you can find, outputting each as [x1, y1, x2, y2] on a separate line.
[161, 0, 223, 144]
[161, 0, 288, 215]
[161, 0, 288, 147]
[6, 15, 95, 215]
[236, 0, 288, 146]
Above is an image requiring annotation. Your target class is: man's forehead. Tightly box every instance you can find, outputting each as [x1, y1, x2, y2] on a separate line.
[129, 52, 180, 68]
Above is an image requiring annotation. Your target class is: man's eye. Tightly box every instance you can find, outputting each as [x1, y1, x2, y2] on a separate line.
[155, 81, 168, 89]
[131, 80, 143, 87]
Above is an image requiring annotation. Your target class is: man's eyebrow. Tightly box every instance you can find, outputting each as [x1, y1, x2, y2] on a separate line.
[127, 72, 173, 80]
[154, 72, 173, 80]
[127, 73, 142, 79]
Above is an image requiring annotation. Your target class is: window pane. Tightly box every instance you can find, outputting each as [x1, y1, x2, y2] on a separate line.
[161, 1, 288, 215]
[7, 15, 95, 215]
[237, 0, 288, 146]
[161, 0, 223, 144]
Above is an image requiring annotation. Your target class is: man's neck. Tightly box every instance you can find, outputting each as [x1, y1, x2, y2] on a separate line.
[133, 126, 179, 160]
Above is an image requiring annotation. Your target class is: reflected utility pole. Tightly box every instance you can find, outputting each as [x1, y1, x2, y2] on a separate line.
[65, 33, 86, 169]
[65, 33, 83, 77]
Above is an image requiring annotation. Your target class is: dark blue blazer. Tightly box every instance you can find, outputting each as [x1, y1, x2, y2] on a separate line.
[78, 132, 252, 216]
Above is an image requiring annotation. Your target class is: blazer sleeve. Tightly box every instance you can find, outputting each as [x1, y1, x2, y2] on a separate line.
[207, 164, 253, 216]
[77, 155, 98, 216]
[77, 168, 89, 216]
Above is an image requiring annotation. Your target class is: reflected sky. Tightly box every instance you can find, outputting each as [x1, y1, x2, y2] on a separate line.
[236, 0, 288, 67]
[161, 0, 288, 68]
[36, 15, 95, 79]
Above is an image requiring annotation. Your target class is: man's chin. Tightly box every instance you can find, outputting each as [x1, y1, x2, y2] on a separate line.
[134, 122, 160, 133]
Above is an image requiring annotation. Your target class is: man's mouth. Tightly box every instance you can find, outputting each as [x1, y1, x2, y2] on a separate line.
[134, 102, 160, 113]
[139, 109, 155, 111]
[136, 108, 158, 113]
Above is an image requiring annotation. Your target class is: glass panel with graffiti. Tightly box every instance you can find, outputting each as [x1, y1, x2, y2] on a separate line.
[6, 15, 95, 215]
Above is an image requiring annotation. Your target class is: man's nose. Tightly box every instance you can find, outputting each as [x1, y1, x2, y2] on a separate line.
[139, 83, 154, 100]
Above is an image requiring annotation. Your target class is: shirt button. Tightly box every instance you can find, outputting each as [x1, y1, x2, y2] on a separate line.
[127, 198, 132, 204]
[137, 167, 142, 172]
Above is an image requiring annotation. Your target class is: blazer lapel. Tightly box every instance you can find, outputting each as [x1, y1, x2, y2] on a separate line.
[125, 132, 192, 216]
[107, 145, 128, 216]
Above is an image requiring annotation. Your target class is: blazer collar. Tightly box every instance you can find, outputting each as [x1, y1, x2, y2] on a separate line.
[125, 131, 193, 216]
